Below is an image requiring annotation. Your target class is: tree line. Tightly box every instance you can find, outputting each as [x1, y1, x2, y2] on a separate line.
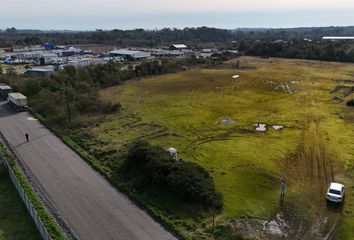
[2, 26, 354, 62]
[0, 27, 234, 48]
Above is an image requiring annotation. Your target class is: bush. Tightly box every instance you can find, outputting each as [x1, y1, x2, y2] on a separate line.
[346, 99, 354, 107]
[167, 162, 223, 209]
[122, 140, 223, 210]
[213, 224, 245, 240]
[98, 101, 121, 114]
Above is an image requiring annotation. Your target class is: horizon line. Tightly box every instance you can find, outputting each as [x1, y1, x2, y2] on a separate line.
[1, 25, 354, 32]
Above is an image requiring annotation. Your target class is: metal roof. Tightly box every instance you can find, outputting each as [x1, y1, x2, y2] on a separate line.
[0, 85, 12, 90]
[40, 53, 58, 57]
[27, 67, 54, 72]
[111, 49, 139, 55]
[172, 44, 187, 49]
[8, 92, 27, 99]
[110, 49, 151, 59]
[323, 36, 354, 40]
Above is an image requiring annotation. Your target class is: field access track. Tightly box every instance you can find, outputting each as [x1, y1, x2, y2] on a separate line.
[0, 102, 176, 240]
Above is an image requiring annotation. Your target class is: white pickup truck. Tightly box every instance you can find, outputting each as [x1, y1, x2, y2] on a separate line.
[7, 92, 27, 111]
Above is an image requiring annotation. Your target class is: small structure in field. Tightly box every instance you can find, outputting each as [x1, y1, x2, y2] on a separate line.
[272, 125, 284, 131]
[254, 123, 267, 132]
[167, 147, 178, 160]
[232, 75, 240, 79]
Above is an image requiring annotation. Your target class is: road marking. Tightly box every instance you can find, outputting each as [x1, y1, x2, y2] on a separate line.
[26, 117, 37, 121]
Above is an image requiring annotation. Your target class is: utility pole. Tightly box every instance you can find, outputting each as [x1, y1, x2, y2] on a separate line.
[212, 204, 215, 233]
[64, 82, 71, 123]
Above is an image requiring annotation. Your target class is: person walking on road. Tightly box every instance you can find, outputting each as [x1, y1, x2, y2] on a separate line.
[25, 133, 29, 142]
[280, 178, 286, 198]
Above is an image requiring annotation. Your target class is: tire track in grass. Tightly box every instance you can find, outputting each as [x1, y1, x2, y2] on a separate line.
[280, 121, 342, 240]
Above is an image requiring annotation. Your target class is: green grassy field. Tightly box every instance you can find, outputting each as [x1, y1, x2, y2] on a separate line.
[72, 57, 354, 239]
[0, 165, 40, 240]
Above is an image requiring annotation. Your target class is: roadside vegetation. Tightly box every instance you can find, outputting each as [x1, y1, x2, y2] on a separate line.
[2, 56, 354, 239]
[0, 164, 40, 240]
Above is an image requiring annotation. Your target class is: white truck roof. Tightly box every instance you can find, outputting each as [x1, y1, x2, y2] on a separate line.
[329, 182, 344, 191]
[0, 85, 12, 90]
[8, 92, 27, 100]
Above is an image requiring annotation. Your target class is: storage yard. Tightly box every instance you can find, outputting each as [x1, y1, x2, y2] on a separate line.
[0, 43, 217, 77]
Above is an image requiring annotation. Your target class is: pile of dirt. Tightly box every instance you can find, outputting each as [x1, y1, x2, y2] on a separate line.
[272, 125, 284, 131]
[254, 123, 284, 132]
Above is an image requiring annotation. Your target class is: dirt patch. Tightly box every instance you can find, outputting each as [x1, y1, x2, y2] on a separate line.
[276, 122, 343, 239]
[267, 80, 297, 94]
[218, 118, 235, 126]
[330, 85, 354, 97]
[333, 79, 354, 84]
[262, 213, 289, 238]
[331, 96, 343, 103]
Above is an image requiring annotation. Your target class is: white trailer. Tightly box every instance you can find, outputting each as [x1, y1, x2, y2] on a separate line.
[7, 92, 27, 111]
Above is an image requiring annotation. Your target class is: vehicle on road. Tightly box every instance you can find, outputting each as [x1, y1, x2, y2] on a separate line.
[0, 84, 12, 100]
[326, 182, 345, 203]
[7, 92, 27, 111]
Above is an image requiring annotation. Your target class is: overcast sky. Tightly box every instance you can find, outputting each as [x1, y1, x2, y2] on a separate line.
[1, 0, 354, 30]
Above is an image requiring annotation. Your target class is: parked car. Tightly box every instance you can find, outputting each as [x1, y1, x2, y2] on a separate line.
[326, 182, 345, 203]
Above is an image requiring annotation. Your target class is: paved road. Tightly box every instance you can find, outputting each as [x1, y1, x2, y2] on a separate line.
[0, 102, 176, 240]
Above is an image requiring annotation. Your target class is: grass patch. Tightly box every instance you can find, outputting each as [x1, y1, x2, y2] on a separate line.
[32, 57, 354, 239]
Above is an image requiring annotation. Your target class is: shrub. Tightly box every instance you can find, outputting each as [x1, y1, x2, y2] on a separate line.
[213, 224, 245, 240]
[122, 140, 223, 210]
[99, 101, 121, 114]
[346, 99, 354, 107]
[167, 162, 223, 209]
